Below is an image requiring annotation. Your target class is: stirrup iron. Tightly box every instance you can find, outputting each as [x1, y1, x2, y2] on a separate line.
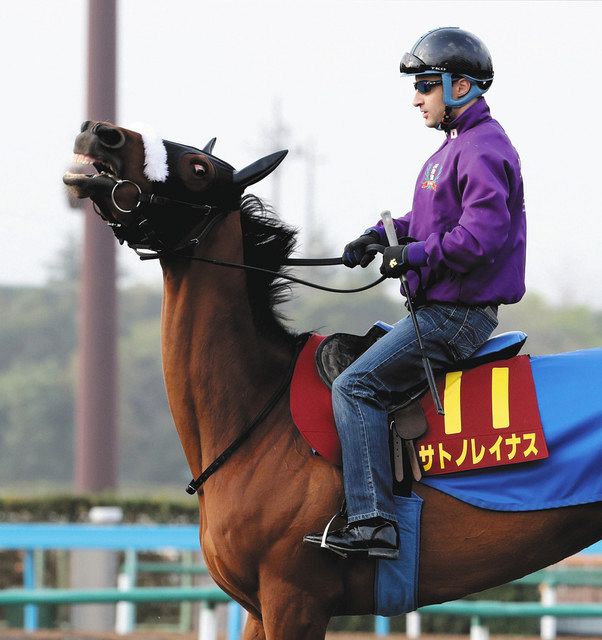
[319, 512, 348, 558]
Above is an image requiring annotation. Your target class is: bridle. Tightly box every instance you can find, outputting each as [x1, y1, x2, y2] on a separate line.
[92, 171, 223, 254]
[92, 172, 387, 294]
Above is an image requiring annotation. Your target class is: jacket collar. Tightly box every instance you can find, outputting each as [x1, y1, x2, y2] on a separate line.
[445, 98, 491, 138]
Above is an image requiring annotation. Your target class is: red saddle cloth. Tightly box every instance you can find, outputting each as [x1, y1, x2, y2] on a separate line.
[290, 334, 341, 465]
[289, 333, 547, 474]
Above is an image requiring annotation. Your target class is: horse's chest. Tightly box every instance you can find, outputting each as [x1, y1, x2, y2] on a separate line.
[202, 528, 258, 597]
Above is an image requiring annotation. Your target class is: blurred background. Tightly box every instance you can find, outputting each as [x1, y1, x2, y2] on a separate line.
[1, 0, 602, 495]
[1, 3, 602, 637]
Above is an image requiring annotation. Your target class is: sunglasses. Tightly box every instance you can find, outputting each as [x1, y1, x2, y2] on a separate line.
[413, 79, 443, 94]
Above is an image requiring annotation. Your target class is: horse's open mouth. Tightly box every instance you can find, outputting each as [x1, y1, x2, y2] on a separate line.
[63, 153, 118, 197]
[75, 152, 118, 176]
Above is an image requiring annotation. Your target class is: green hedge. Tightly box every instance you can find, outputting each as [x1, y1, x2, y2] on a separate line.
[0, 495, 198, 524]
[0, 496, 200, 630]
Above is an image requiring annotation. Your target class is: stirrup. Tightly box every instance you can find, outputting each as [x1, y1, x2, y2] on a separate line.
[318, 512, 347, 558]
[319, 500, 348, 558]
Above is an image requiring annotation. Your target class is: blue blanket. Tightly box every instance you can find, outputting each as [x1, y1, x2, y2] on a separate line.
[421, 348, 602, 510]
[375, 348, 602, 616]
[375, 493, 422, 616]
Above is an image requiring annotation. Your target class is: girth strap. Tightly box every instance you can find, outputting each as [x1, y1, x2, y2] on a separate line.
[185, 333, 310, 494]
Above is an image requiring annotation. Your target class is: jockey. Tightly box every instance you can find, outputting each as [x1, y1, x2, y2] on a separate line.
[304, 27, 526, 559]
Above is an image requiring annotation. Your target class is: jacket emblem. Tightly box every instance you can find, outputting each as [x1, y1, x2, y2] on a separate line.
[421, 162, 443, 191]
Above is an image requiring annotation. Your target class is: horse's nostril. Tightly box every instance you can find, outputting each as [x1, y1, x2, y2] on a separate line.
[81, 120, 92, 133]
[94, 124, 125, 149]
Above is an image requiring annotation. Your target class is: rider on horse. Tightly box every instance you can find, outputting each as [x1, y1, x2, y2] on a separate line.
[305, 27, 527, 559]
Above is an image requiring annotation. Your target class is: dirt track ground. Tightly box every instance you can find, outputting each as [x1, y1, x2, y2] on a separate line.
[0, 632, 593, 640]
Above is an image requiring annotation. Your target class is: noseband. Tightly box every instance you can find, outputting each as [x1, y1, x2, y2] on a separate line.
[93, 172, 226, 260]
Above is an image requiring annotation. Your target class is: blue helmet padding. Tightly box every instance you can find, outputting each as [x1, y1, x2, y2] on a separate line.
[441, 73, 490, 107]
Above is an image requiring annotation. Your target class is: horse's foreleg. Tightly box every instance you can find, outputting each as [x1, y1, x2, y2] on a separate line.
[243, 614, 266, 640]
[262, 593, 330, 640]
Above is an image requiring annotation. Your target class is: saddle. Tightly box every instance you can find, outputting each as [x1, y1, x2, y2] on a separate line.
[314, 324, 527, 492]
[316, 323, 527, 389]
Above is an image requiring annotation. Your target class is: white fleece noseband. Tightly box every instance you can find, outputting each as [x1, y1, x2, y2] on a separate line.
[127, 122, 169, 182]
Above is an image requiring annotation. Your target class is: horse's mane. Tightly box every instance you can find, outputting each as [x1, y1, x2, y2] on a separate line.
[239, 194, 298, 340]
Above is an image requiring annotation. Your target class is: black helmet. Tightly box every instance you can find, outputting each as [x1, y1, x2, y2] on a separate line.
[400, 27, 494, 107]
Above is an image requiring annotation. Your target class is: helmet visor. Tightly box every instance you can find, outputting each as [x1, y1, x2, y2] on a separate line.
[399, 52, 442, 76]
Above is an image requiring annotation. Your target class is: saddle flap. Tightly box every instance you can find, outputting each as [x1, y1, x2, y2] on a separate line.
[393, 402, 428, 440]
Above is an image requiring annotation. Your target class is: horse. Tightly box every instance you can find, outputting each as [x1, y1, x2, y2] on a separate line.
[63, 121, 602, 639]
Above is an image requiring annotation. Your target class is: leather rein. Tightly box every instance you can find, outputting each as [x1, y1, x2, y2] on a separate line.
[94, 173, 385, 493]
[96, 172, 387, 294]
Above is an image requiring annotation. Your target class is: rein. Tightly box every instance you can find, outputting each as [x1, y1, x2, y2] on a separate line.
[185, 254, 387, 294]
[185, 333, 310, 494]
[137, 226, 388, 294]
[102, 174, 387, 294]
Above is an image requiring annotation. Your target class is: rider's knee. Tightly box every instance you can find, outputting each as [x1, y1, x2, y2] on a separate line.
[333, 368, 384, 400]
[332, 370, 354, 397]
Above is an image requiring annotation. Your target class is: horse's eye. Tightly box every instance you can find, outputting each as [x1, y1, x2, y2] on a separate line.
[94, 124, 125, 149]
[193, 163, 207, 177]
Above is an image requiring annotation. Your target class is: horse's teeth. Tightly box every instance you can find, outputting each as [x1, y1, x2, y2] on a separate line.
[73, 153, 95, 165]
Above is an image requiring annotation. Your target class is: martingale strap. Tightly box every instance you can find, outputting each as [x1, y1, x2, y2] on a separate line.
[185, 333, 311, 495]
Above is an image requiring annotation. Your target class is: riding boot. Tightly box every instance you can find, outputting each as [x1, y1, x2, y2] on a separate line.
[303, 516, 399, 560]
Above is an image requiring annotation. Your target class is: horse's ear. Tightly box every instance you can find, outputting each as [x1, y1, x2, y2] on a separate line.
[233, 150, 288, 189]
[202, 137, 217, 154]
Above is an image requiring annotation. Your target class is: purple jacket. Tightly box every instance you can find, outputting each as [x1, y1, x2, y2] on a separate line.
[372, 99, 526, 305]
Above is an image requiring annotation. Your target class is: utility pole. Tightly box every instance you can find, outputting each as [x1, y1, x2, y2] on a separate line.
[261, 102, 330, 257]
[264, 98, 290, 211]
[296, 137, 327, 256]
[74, 0, 118, 492]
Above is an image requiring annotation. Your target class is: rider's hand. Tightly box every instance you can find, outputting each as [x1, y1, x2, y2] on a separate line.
[342, 230, 380, 268]
[380, 245, 410, 278]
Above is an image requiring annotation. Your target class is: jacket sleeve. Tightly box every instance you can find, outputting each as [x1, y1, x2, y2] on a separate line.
[424, 150, 513, 274]
[369, 211, 413, 243]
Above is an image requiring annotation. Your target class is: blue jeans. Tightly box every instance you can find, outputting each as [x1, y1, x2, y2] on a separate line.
[332, 303, 498, 523]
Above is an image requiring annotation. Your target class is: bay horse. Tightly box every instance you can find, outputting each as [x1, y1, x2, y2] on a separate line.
[64, 121, 602, 639]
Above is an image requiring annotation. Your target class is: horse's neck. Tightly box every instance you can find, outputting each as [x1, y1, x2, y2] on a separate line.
[160, 211, 292, 477]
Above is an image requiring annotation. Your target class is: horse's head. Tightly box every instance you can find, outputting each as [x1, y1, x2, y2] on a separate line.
[63, 121, 287, 256]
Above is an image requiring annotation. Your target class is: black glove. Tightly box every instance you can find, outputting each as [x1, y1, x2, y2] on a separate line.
[342, 230, 380, 268]
[380, 245, 410, 278]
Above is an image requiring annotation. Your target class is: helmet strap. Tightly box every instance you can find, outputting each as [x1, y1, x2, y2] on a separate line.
[442, 73, 489, 107]
[443, 106, 453, 125]
[437, 106, 454, 131]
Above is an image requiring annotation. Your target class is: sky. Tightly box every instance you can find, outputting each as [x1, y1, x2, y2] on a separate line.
[1, 0, 601, 306]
